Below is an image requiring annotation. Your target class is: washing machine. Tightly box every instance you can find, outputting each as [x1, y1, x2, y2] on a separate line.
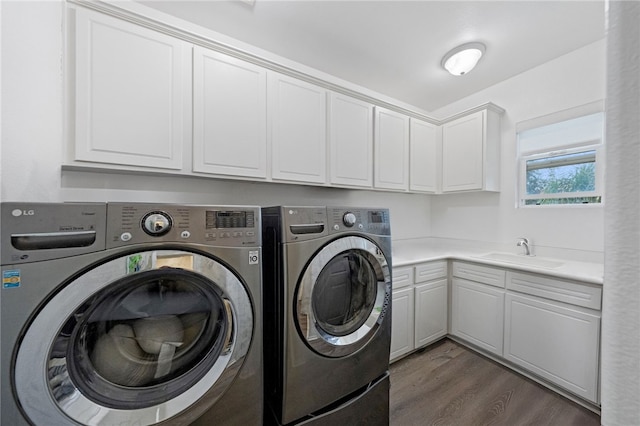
[1, 202, 262, 426]
[261, 206, 392, 425]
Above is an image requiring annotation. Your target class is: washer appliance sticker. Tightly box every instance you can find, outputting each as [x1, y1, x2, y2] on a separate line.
[248, 251, 259, 265]
[3, 269, 21, 289]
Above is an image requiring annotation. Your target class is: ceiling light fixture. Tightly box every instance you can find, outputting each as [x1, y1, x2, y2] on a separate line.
[441, 42, 486, 76]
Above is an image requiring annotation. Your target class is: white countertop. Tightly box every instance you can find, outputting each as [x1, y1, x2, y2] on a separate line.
[391, 238, 604, 285]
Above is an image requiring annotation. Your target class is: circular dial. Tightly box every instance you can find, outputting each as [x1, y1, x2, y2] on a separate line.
[342, 212, 357, 227]
[142, 211, 173, 236]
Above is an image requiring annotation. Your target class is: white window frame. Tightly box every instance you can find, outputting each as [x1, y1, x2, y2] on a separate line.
[518, 142, 604, 207]
[516, 102, 605, 208]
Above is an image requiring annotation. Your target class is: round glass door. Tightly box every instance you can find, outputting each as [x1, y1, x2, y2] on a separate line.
[295, 236, 391, 357]
[14, 250, 253, 426]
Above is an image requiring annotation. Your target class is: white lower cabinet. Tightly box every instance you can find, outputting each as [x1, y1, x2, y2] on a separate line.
[451, 277, 505, 356]
[392, 259, 602, 405]
[449, 261, 602, 405]
[450, 262, 505, 356]
[391, 261, 448, 362]
[414, 279, 448, 348]
[390, 286, 415, 361]
[504, 273, 601, 403]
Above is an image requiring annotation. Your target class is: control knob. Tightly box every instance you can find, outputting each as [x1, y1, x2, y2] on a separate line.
[142, 211, 172, 236]
[343, 212, 357, 227]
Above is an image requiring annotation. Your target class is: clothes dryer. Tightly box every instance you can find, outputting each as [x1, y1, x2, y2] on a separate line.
[262, 206, 392, 425]
[1, 202, 262, 426]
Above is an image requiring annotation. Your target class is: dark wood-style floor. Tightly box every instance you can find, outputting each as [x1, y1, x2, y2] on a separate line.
[389, 339, 601, 426]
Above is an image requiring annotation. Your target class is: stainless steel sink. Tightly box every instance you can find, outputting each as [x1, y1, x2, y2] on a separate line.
[475, 252, 564, 269]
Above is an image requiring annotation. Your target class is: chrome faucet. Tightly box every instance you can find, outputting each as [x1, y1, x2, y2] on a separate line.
[516, 237, 532, 256]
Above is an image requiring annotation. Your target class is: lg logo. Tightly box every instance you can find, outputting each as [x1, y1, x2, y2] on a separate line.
[12, 209, 35, 217]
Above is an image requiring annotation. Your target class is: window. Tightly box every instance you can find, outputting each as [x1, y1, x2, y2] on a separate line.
[517, 105, 604, 207]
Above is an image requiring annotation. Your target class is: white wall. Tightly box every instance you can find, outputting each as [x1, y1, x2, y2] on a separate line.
[429, 39, 606, 256]
[1, 1, 64, 202]
[0, 1, 430, 241]
[58, 171, 431, 240]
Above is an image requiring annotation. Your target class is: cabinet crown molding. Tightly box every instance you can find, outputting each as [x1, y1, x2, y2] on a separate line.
[438, 102, 506, 124]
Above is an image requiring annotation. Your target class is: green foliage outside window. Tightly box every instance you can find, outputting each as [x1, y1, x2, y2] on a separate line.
[525, 162, 601, 205]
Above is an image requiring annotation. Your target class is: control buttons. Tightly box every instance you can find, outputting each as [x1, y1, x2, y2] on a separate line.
[358, 223, 364, 230]
[141, 211, 172, 237]
[180, 230, 191, 239]
[120, 232, 132, 242]
[343, 212, 357, 227]
[333, 224, 340, 231]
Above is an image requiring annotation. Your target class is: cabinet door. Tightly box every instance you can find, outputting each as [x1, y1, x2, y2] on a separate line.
[374, 107, 409, 191]
[442, 110, 484, 192]
[504, 293, 600, 403]
[390, 287, 415, 362]
[414, 279, 448, 348]
[193, 47, 267, 178]
[269, 73, 327, 183]
[74, 8, 189, 169]
[409, 118, 438, 193]
[451, 277, 504, 356]
[328, 93, 373, 187]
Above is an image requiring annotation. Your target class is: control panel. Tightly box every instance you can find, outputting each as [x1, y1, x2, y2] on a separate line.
[106, 203, 260, 248]
[277, 206, 390, 242]
[328, 207, 390, 235]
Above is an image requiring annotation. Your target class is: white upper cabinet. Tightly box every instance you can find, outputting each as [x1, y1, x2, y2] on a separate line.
[374, 107, 409, 191]
[192, 47, 267, 178]
[73, 8, 190, 169]
[69, 6, 506, 195]
[269, 73, 327, 184]
[328, 93, 374, 187]
[409, 118, 438, 193]
[441, 107, 502, 192]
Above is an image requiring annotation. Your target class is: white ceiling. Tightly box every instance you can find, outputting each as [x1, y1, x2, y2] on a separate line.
[139, 0, 606, 113]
